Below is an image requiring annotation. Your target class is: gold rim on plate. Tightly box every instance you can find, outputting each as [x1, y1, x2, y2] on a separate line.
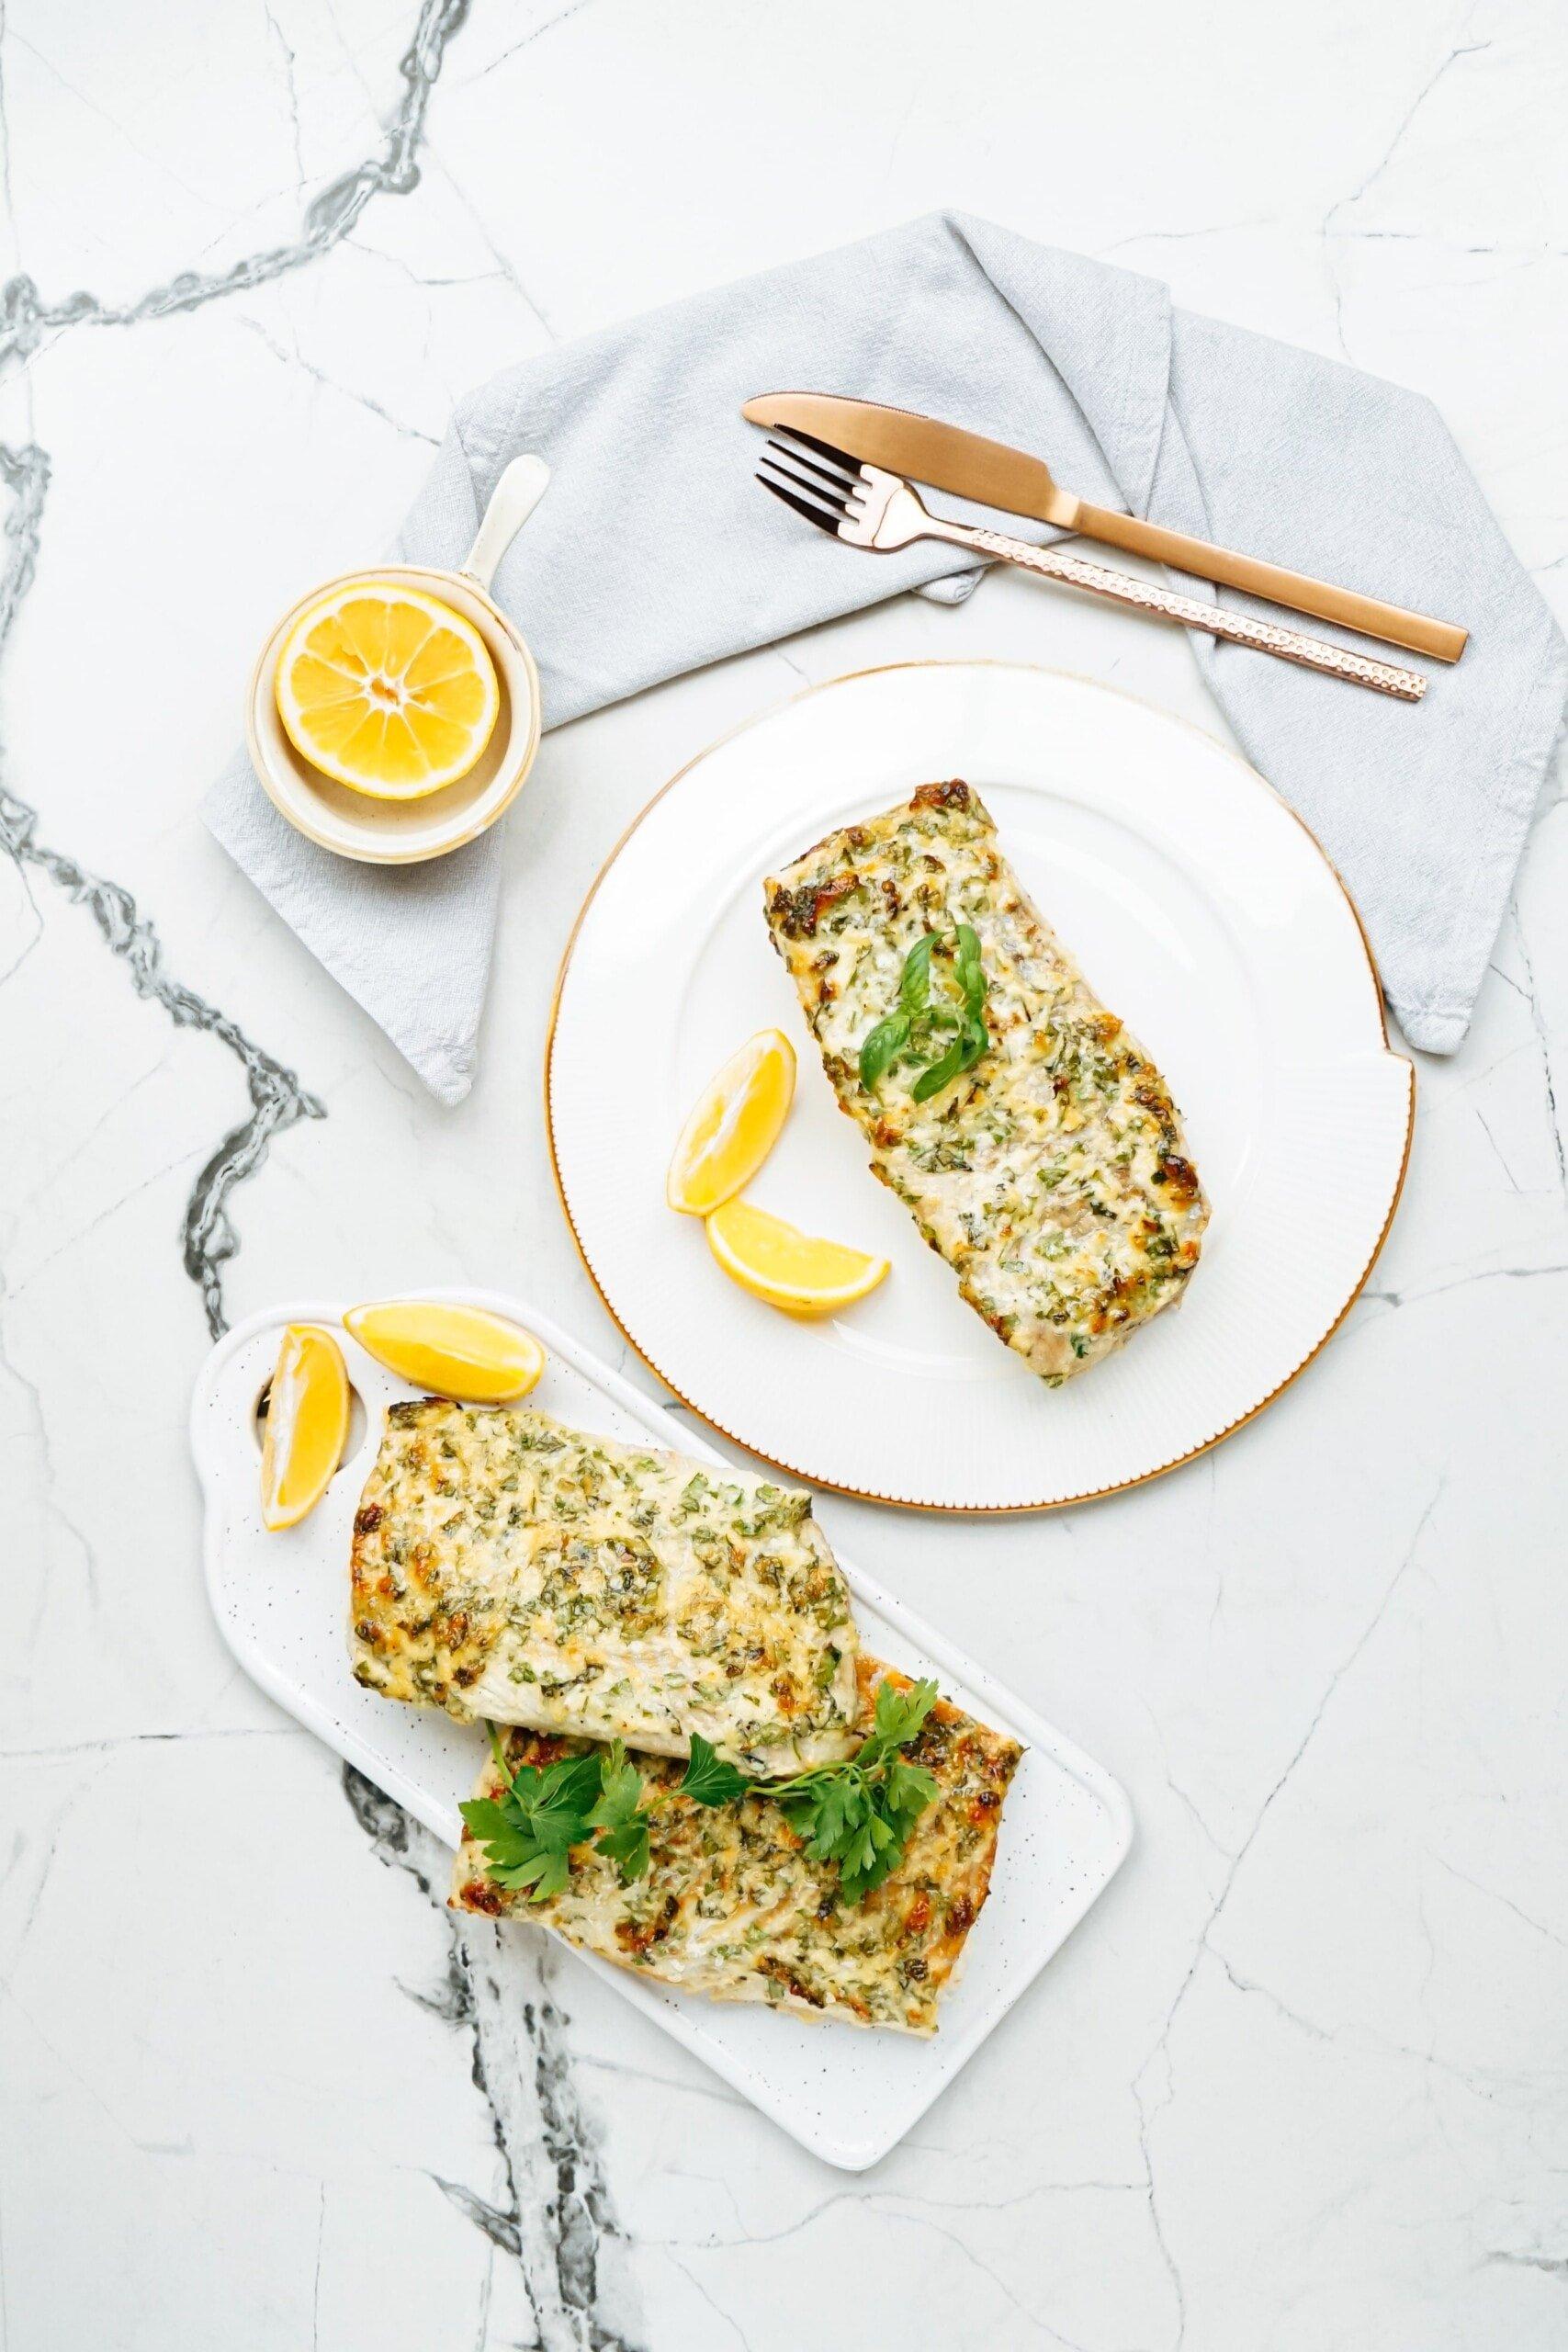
[545, 657, 1416, 1514]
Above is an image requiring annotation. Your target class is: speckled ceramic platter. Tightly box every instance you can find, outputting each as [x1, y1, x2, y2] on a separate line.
[547, 661, 1415, 1510]
[190, 1289, 1133, 2170]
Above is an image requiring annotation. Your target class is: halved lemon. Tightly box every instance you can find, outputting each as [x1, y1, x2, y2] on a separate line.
[705, 1198, 889, 1317]
[667, 1030, 796, 1216]
[344, 1300, 545, 1402]
[260, 1325, 351, 1532]
[275, 580, 501, 799]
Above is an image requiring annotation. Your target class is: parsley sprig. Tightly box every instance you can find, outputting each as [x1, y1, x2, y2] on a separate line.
[463, 1679, 942, 1909]
[750, 1676, 941, 1904]
[859, 927, 989, 1102]
[460, 1724, 653, 1901]
[651, 1677, 940, 1905]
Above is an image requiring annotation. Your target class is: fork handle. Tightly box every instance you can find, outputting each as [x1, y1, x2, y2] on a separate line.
[1073, 502, 1466, 663]
[948, 523, 1427, 703]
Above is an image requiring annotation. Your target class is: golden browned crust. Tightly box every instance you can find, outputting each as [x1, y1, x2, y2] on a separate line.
[450, 1657, 1022, 2035]
[349, 1398, 860, 1770]
[764, 783, 1209, 1383]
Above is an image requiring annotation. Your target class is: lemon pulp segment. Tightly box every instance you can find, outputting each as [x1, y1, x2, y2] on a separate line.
[667, 1029, 796, 1215]
[261, 1325, 351, 1532]
[705, 1198, 889, 1317]
[276, 581, 500, 799]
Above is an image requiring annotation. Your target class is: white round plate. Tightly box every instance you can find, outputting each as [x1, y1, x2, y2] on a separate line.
[547, 662, 1413, 1512]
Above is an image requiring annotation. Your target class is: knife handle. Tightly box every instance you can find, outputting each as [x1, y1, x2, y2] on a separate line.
[1074, 502, 1466, 664]
[956, 525, 1428, 703]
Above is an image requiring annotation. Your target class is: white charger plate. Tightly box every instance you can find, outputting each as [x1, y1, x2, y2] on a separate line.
[547, 661, 1414, 1511]
[190, 1291, 1133, 2170]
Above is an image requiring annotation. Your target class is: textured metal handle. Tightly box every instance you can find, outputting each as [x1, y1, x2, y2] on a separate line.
[1073, 500, 1466, 662]
[964, 526, 1428, 703]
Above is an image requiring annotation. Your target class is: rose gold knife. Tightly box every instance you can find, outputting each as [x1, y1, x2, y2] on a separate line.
[741, 391, 1467, 664]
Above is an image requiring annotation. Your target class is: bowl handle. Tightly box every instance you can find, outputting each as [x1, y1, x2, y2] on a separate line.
[459, 454, 550, 592]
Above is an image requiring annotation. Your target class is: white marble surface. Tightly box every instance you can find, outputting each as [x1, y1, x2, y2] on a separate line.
[2, 3, 1564, 2346]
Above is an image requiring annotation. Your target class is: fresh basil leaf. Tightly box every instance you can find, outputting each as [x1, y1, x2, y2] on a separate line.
[861, 927, 990, 1101]
[859, 1011, 911, 1093]
[909, 1035, 971, 1102]
[898, 930, 939, 1011]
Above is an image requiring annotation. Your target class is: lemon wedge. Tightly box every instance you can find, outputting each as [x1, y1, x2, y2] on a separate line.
[667, 1029, 796, 1216]
[705, 1198, 889, 1317]
[276, 580, 500, 799]
[260, 1325, 350, 1532]
[344, 1300, 546, 1402]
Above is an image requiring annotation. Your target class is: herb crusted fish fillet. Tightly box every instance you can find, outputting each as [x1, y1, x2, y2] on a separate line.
[764, 782, 1210, 1383]
[350, 1400, 860, 1770]
[451, 1659, 1022, 2034]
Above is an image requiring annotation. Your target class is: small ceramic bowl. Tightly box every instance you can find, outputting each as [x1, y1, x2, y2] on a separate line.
[247, 455, 548, 865]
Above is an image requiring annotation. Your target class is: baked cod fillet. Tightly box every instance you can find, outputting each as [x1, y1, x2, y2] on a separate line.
[350, 1400, 860, 1770]
[452, 1659, 1022, 2034]
[764, 781, 1209, 1383]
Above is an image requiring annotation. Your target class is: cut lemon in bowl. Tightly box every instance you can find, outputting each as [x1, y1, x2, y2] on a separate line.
[667, 1029, 796, 1215]
[705, 1198, 889, 1317]
[344, 1300, 545, 1402]
[275, 580, 501, 799]
[260, 1325, 351, 1532]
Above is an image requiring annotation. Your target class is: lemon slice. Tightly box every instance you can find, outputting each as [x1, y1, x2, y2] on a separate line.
[667, 1030, 796, 1216]
[344, 1300, 546, 1401]
[260, 1325, 351, 1532]
[276, 580, 500, 799]
[705, 1198, 889, 1317]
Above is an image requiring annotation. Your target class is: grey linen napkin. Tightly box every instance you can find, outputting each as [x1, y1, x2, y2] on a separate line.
[207, 211, 1567, 1103]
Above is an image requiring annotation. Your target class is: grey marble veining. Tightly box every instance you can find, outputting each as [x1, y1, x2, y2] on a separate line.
[1, 0, 1564, 2344]
[0, 445, 323, 1334]
[343, 1768, 646, 2350]
[0, 3, 636, 2337]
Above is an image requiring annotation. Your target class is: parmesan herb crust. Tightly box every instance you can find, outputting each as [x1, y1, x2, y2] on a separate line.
[451, 1658, 1022, 2035]
[349, 1400, 860, 1770]
[764, 782, 1210, 1383]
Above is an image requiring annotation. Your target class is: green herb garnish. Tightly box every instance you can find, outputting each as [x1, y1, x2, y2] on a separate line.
[679, 1680, 941, 1905]
[586, 1739, 652, 1883]
[677, 1733, 750, 1807]
[769, 1677, 941, 1902]
[468, 1682, 942, 1909]
[460, 1724, 653, 1899]
[859, 927, 989, 1102]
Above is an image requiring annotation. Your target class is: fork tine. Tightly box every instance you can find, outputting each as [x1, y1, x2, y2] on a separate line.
[759, 452, 850, 517]
[755, 470, 843, 536]
[769, 424, 863, 484]
[765, 436, 861, 504]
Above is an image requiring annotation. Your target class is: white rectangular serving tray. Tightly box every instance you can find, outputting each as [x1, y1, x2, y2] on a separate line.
[190, 1290, 1133, 2170]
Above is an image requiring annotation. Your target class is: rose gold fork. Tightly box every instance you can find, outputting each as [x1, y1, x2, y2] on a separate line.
[756, 428, 1427, 705]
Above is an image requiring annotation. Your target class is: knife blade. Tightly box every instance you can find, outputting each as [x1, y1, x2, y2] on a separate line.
[741, 390, 1467, 662]
[742, 391, 1080, 529]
